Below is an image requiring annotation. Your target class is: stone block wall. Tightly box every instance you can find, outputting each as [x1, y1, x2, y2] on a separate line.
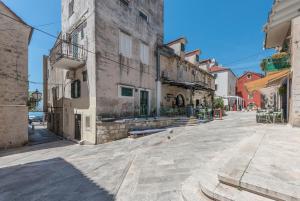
[0, 106, 28, 149]
[0, 3, 32, 148]
[96, 118, 175, 144]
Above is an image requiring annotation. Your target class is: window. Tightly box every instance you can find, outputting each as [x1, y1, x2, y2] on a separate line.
[215, 84, 218, 91]
[52, 87, 59, 100]
[80, 27, 84, 40]
[214, 74, 218, 79]
[139, 11, 148, 22]
[119, 31, 132, 58]
[248, 93, 253, 99]
[181, 43, 185, 52]
[121, 86, 134, 97]
[82, 70, 87, 82]
[140, 42, 149, 65]
[247, 74, 252, 79]
[85, 116, 90, 130]
[71, 80, 81, 99]
[120, 0, 129, 7]
[69, 0, 74, 18]
[196, 55, 199, 62]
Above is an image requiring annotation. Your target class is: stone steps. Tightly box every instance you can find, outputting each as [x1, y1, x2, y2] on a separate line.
[181, 131, 300, 201]
[172, 118, 203, 127]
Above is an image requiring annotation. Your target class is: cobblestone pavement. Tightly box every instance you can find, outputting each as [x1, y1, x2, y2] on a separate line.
[0, 112, 262, 201]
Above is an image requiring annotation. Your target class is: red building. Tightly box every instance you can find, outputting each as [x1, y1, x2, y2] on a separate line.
[236, 72, 264, 109]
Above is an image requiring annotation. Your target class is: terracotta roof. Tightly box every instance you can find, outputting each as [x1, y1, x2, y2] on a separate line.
[166, 37, 187, 46]
[238, 71, 264, 80]
[209, 66, 228, 73]
[185, 49, 201, 57]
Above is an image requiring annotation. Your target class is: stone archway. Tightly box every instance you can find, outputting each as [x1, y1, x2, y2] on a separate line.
[176, 94, 185, 107]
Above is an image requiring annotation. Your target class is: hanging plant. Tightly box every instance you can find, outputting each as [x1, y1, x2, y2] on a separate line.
[272, 52, 288, 59]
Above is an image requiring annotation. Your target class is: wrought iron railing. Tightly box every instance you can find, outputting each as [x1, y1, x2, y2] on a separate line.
[50, 40, 87, 66]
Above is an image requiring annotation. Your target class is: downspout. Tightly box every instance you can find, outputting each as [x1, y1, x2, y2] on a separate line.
[156, 46, 161, 117]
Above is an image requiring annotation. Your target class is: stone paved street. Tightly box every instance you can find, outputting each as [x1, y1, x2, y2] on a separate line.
[0, 112, 287, 201]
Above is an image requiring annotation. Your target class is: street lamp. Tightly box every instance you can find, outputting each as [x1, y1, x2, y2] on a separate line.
[32, 89, 42, 102]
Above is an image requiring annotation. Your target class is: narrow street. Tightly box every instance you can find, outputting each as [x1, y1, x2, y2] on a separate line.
[0, 112, 265, 201]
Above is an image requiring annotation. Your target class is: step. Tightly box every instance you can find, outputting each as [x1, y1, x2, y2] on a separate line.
[181, 133, 273, 201]
[218, 132, 300, 201]
[182, 169, 273, 201]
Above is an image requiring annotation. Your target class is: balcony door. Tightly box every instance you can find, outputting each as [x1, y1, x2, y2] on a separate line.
[72, 32, 78, 59]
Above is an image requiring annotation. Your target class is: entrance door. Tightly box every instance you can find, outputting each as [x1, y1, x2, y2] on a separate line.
[72, 32, 78, 59]
[75, 114, 81, 141]
[140, 90, 149, 116]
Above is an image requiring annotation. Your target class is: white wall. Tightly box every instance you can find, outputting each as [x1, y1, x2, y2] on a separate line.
[214, 71, 229, 97]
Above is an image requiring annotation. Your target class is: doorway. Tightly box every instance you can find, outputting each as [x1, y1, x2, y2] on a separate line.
[75, 114, 81, 141]
[140, 90, 149, 116]
[72, 32, 78, 59]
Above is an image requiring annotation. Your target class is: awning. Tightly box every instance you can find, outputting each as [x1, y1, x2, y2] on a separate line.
[245, 69, 290, 93]
[264, 1, 300, 48]
[162, 79, 213, 91]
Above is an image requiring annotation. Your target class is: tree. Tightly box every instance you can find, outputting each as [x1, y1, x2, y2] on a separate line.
[213, 97, 224, 109]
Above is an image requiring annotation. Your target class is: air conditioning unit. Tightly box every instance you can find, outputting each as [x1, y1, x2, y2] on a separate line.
[66, 70, 75, 80]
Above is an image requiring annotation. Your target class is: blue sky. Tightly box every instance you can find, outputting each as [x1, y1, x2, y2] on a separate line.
[2, 0, 274, 92]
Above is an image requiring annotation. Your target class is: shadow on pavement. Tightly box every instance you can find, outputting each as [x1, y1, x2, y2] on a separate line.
[0, 158, 114, 201]
[0, 140, 74, 157]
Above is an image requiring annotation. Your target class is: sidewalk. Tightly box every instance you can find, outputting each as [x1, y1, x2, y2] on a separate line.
[183, 124, 300, 201]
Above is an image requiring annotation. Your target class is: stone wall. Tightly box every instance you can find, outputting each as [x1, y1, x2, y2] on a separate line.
[96, 118, 175, 144]
[0, 3, 32, 148]
[0, 106, 28, 149]
[291, 16, 300, 127]
[95, 0, 164, 118]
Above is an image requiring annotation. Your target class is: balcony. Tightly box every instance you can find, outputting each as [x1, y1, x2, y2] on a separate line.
[50, 40, 86, 69]
[260, 53, 290, 72]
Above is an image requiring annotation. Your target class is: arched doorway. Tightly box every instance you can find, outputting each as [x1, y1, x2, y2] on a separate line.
[176, 94, 185, 107]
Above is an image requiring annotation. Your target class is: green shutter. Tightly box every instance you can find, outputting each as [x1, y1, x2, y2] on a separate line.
[77, 80, 81, 98]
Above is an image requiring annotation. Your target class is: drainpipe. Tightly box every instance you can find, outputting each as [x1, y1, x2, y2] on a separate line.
[156, 47, 161, 117]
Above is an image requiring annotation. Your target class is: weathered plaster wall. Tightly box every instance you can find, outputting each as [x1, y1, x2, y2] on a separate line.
[290, 16, 300, 127]
[46, 0, 97, 143]
[95, 0, 164, 118]
[0, 3, 31, 148]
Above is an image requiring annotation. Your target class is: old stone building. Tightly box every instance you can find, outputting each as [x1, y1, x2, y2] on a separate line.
[0, 2, 33, 148]
[158, 38, 215, 115]
[45, 0, 164, 144]
[45, 0, 215, 144]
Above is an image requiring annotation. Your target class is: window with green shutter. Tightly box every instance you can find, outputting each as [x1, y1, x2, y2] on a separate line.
[121, 87, 133, 97]
[71, 80, 81, 99]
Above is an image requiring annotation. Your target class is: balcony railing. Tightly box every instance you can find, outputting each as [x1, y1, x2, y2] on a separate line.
[50, 40, 87, 69]
[261, 53, 290, 72]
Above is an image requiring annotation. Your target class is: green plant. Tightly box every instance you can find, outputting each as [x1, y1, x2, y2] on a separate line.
[213, 97, 224, 109]
[272, 52, 288, 59]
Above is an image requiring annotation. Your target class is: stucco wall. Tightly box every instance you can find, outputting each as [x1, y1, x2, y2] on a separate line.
[0, 3, 31, 148]
[290, 16, 300, 127]
[46, 0, 97, 143]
